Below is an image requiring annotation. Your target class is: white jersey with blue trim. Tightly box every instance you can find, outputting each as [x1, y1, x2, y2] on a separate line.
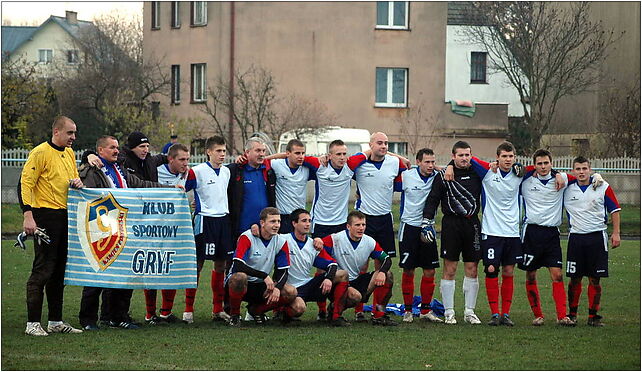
[521, 172, 568, 227]
[350, 153, 404, 216]
[479, 167, 522, 237]
[156, 164, 187, 187]
[270, 158, 310, 215]
[329, 231, 381, 281]
[311, 162, 354, 227]
[232, 230, 290, 283]
[186, 162, 230, 235]
[564, 179, 621, 234]
[400, 167, 436, 227]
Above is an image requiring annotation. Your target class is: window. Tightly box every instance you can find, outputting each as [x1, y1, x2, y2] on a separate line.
[375, 67, 407, 107]
[376, 1, 409, 29]
[191, 1, 207, 26]
[470, 52, 487, 83]
[151, 1, 161, 30]
[38, 49, 53, 64]
[388, 142, 408, 157]
[171, 1, 181, 28]
[171, 65, 181, 104]
[66, 49, 78, 64]
[191, 63, 207, 102]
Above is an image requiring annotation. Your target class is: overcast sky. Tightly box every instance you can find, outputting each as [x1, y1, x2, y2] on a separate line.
[2, 1, 143, 25]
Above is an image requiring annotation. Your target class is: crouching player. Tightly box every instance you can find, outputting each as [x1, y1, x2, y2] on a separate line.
[226, 207, 302, 326]
[281, 209, 354, 326]
[315, 211, 397, 326]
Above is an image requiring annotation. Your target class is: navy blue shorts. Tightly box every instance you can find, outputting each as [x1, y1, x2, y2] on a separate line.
[364, 213, 396, 257]
[296, 275, 329, 302]
[440, 215, 481, 262]
[518, 224, 563, 271]
[195, 215, 233, 261]
[398, 223, 440, 270]
[349, 272, 374, 303]
[481, 235, 522, 268]
[566, 231, 609, 278]
[312, 222, 346, 239]
[278, 214, 293, 234]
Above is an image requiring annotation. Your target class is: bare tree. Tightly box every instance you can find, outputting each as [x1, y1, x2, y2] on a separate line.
[461, 2, 620, 153]
[202, 65, 336, 154]
[396, 100, 441, 157]
[596, 80, 641, 157]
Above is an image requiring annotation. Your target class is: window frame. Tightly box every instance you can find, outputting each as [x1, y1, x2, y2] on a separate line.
[375, 1, 410, 30]
[171, 1, 181, 28]
[191, 63, 207, 103]
[470, 51, 488, 84]
[375, 67, 408, 108]
[66, 49, 78, 64]
[191, 1, 208, 27]
[38, 49, 53, 64]
[171, 65, 181, 104]
[151, 1, 161, 30]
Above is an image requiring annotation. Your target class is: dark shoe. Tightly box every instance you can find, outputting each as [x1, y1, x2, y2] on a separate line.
[160, 313, 180, 323]
[500, 314, 515, 327]
[567, 314, 577, 323]
[355, 312, 367, 323]
[251, 313, 269, 325]
[145, 315, 167, 326]
[316, 311, 327, 322]
[488, 314, 500, 326]
[82, 324, 99, 331]
[371, 314, 398, 326]
[330, 316, 352, 327]
[587, 315, 605, 327]
[109, 321, 140, 330]
[228, 315, 241, 327]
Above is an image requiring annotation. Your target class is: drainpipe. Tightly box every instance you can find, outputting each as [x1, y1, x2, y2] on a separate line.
[228, 2, 235, 153]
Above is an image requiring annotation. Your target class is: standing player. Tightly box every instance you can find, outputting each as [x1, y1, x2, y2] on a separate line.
[397, 148, 442, 323]
[181, 136, 233, 323]
[347, 132, 407, 258]
[520, 149, 577, 326]
[20, 116, 84, 336]
[315, 211, 397, 326]
[423, 141, 482, 325]
[226, 207, 301, 326]
[564, 156, 620, 327]
[281, 209, 354, 326]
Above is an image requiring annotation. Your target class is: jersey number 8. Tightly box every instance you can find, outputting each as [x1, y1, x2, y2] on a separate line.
[487, 248, 495, 260]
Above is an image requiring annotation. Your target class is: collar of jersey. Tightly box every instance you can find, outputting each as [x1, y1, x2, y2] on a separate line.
[329, 160, 344, 174]
[47, 140, 65, 152]
[206, 161, 221, 175]
[417, 167, 434, 182]
[345, 230, 361, 249]
[290, 232, 308, 249]
[244, 163, 265, 172]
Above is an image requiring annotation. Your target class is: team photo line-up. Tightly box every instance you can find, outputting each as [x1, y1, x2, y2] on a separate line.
[20, 115, 621, 336]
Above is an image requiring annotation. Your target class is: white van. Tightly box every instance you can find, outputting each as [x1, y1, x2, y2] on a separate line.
[278, 126, 371, 156]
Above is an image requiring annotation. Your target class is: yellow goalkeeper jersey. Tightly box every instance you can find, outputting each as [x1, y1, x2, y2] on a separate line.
[20, 141, 79, 210]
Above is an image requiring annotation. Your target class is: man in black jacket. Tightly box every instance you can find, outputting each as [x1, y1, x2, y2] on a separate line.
[422, 140, 482, 326]
[227, 137, 277, 242]
[120, 131, 167, 182]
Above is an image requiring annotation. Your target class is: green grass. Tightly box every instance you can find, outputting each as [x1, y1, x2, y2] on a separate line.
[2, 239, 640, 370]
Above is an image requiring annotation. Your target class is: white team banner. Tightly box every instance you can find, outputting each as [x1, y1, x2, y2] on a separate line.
[64, 188, 197, 289]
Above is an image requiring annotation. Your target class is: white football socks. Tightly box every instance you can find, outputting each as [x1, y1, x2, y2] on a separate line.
[463, 276, 479, 314]
[440, 279, 455, 316]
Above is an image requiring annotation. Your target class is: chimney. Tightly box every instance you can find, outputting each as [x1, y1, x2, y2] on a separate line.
[65, 11, 78, 25]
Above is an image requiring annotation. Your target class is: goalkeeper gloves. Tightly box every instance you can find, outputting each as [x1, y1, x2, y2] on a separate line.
[511, 162, 525, 178]
[592, 173, 604, 190]
[420, 218, 436, 244]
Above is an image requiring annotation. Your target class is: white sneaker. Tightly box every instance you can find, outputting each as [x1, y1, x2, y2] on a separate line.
[47, 322, 83, 334]
[402, 312, 414, 323]
[25, 322, 48, 336]
[532, 317, 545, 326]
[244, 311, 254, 321]
[464, 312, 482, 325]
[182, 312, 194, 324]
[419, 310, 444, 323]
[444, 313, 457, 325]
[212, 311, 231, 322]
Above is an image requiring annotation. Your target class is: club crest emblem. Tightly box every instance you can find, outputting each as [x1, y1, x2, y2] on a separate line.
[77, 193, 128, 271]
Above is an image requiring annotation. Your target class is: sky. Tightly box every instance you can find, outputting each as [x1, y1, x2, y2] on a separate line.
[1, 1, 143, 25]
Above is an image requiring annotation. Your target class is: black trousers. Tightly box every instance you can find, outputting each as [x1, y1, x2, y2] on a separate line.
[79, 288, 133, 326]
[26, 208, 68, 322]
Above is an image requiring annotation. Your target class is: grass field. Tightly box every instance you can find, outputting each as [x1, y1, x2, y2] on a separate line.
[1, 239, 640, 370]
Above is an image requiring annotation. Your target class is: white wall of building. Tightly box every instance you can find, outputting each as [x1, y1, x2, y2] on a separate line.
[445, 25, 525, 117]
[9, 22, 77, 77]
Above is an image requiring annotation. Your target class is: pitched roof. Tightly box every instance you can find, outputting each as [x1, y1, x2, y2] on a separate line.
[447, 2, 488, 26]
[1, 26, 38, 57]
[1, 14, 96, 58]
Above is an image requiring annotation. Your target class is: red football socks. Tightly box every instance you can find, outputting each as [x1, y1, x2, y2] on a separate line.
[332, 281, 349, 320]
[567, 281, 582, 316]
[526, 280, 543, 318]
[314, 272, 327, 313]
[228, 287, 246, 316]
[184, 288, 197, 313]
[501, 275, 514, 315]
[160, 289, 176, 316]
[588, 283, 602, 318]
[211, 271, 225, 314]
[552, 281, 567, 319]
[144, 289, 157, 318]
[485, 277, 500, 315]
[420, 276, 435, 314]
[401, 272, 415, 309]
